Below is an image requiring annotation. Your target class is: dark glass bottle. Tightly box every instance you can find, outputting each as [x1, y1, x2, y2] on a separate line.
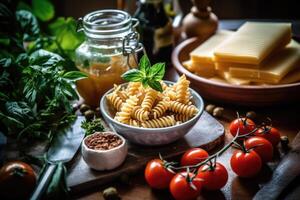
[134, 0, 173, 64]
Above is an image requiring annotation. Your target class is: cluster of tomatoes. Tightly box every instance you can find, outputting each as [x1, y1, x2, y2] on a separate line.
[144, 116, 281, 200]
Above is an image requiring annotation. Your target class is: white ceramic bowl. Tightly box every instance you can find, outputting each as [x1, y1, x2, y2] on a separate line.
[81, 132, 128, 171]
[100, 81, 204, 146]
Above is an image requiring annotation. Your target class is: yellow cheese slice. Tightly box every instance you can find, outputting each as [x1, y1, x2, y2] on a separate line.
[215, 62, 260, 70]
[216, 70, 251, 85]
[278, 67, 300, 84]
[214, 22, 292, 64]
[183, 60, 215, 78]
[229, 40, 300, 83]
[209, 76, 228, 84]
[190, 30, 234, 64]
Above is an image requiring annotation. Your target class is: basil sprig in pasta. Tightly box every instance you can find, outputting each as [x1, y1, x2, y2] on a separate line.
[121, 55, 165, 92]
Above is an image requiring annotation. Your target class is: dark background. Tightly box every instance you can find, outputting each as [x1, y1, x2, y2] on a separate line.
[51, 0, 300, 20]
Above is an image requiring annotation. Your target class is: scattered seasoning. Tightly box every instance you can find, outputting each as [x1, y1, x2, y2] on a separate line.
[80, 104, 90, 113]
[213, 107, 224, 118]
[102, 187, 120, 200]
[85, 132, 123, 150]
[84, 110, 95, 121]
[205, 104, 216, 114]
[246, 111, 257, 120]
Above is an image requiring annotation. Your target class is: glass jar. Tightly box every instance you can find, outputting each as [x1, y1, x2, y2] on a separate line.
[75, 10, 142, 107]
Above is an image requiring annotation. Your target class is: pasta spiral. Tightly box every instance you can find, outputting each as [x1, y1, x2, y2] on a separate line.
[141, 115, 176, 128]
[115, 95, 138, 123]
[152, 99, 170, 119]
[106, 93, 123, 111]
[127, 82, 141, 96]
[169, 101, 198, 117]
[175, 75, 190, 104]
[174, 114, 191, 123]
[141, 89, 158, 111]
[128, 119, 140, 127]
[132, 106, 149, 122]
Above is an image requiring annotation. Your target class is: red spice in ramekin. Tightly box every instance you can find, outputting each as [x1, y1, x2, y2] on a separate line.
[84, 132, 123, 150]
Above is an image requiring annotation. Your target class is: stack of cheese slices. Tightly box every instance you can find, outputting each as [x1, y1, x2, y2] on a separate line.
[183, 22, 300, 85]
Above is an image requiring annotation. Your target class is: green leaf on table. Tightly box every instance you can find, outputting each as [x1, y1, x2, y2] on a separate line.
[121, 69, 143, 82]
[63, 71, 87, 81]
[148, 62, 165, 81]
[148, 80, 163, 92]
[46, 162, 69, 199]
[139, 54, 151, 74]
[32, 0, 54, 22]
[16, 10, 40, 41]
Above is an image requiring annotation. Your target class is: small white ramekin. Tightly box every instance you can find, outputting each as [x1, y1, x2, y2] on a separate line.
[81, 132, 128, 171]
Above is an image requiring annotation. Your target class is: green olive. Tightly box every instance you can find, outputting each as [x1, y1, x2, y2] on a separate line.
[102, 187, 120, 200]
[205, 104, 216, 114]
[80, 104, 91, 113]
[84, 110, 95, 121]
[213, 107, 224, 118]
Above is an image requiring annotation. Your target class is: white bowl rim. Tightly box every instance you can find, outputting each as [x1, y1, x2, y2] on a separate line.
[82, 131, 126, 153]
[100, 80, 204, 131]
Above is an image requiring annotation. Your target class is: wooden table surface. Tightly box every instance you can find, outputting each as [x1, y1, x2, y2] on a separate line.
[74, 20, 300, 200]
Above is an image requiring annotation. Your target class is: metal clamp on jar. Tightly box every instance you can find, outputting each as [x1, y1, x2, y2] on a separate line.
[76, 10, 143, 107]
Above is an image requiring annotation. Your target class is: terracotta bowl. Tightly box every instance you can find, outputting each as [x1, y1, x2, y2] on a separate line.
[172, 37, 300, 106]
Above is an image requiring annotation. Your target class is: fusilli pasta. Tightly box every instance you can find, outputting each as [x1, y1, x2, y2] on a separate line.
[108, 75, 198, 128]
[169, 101, 198, 117]
[115, 95, 138, 123]
[141, 115, 176, 128]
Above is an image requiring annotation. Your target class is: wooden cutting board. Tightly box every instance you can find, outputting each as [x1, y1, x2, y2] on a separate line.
[67, 111, 225, 194]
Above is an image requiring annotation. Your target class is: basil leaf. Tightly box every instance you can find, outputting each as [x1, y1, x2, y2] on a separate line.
[48, 17, 84, 60]
[16, 10, 40, 41]
[29, 49, 64, 67]
[149, 62, 165, 81]
[141, 78, 149, 88]
[139, 55, 151, 75]
[121, 69, 143, 82]
[32, 0, 55, 22]
[63, 71, 87, 81]
[148, 80, 163, 92]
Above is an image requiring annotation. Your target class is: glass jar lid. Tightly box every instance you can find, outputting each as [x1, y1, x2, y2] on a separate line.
[78, 9, 138, 40]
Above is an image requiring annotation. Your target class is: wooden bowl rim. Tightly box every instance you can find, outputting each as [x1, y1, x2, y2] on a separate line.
[172, 37, 300, 91]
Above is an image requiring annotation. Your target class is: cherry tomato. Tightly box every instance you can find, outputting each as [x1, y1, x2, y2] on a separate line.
[144, 159, 174, 189]
[230, 149, 262, 178]
[169, 172, 202, 200]
[229, 118, 256, 137]
[0, 161, 36, 200]
[180, 148, 209, 166]
[197, 162, 228, 190]
[254, 126, 281, 147]
[245, 136, 273, 162]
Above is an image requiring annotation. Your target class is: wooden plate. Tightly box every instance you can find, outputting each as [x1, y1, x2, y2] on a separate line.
[172, 37, 300, 106]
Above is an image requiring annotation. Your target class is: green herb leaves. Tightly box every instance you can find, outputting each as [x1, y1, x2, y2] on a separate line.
[121, 55, 165, 92]
[81, 119, 105, 136]
[16, 10, 40, 41]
